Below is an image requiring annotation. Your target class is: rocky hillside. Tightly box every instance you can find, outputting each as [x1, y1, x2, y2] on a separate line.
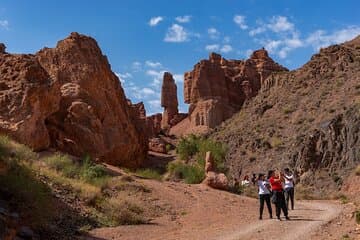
[0, 32, 147, 168]
[212, 36, 360, 194]
[170, 50, 288, 136]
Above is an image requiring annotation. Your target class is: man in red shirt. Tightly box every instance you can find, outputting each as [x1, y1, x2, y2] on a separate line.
[268, 170, 289, 221]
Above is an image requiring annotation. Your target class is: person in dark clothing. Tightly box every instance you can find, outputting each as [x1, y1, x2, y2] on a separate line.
[251, 173, 257, 185]
[257, 173, 272, 220]
[284, 168, 295, 210]
[269, 170, 289, 221]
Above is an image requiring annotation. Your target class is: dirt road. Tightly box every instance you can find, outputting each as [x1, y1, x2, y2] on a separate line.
[88, 177, 343, 240]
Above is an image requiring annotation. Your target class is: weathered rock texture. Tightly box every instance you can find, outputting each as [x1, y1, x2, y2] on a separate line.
[148, 137, 167, 154]
[212, 35, 360, 194]
[203, 151, 228, 190]
[172, 50, 287, 136]
[160, 72, 187, 130]
[146, 113, 162, 137]
[0, 32, 147, 168]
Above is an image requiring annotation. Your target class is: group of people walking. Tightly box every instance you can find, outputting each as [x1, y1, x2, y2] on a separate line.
[255, 168, 295, 221]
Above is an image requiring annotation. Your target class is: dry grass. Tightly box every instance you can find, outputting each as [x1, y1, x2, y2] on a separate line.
[355, 165, 360, 176]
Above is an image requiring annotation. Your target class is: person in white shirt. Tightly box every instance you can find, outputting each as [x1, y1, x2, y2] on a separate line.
[241, 175, 250, 187]
[257, 173, 272, 220]
[283, 168, 295, 210]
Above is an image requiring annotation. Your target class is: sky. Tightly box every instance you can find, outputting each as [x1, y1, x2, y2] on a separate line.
[1, 0, 359, 115]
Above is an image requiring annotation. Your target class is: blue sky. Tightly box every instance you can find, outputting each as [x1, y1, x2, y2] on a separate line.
[1, 0, 359, 115]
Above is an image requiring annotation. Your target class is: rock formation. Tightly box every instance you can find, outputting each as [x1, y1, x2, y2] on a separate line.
[146, 113, 162, 137]
[0, 43, 6, 54]
[203, 151, 228, 190]
[161, 72, 178, 129]
[171, 50, 287, 135]
[0, 32, 147, 168]
[148, 137, 167, 153]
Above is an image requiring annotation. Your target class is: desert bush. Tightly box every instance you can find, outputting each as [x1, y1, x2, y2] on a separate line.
[176, 134, 200, 161]
[270, 137, 283, 148]
[103, 198, 147, 225]
[176, 135, 227, 173]
[167, 161, 205, 184]
[283, 106, 294, 114]
[44, 154, 108, 184]
[0, 135, 10, 157]
[135, 168, 162, 181]
[355, 210, 360, 224]
[44, 153, 78, 178]
[337, 194, 349, 204]
[165, 144, 172, 153]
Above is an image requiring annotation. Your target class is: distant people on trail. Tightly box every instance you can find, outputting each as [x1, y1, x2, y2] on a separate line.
[284, 168, 295, 210]
[257, 173, 272, 220]
[241, 175, 250, 186]
[269, 170, 290, 221]
[251, 173, 257, 185]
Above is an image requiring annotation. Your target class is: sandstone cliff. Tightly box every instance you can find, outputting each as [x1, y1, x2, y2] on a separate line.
[170, 50, 287, 136]
[0, 33, 148, 168]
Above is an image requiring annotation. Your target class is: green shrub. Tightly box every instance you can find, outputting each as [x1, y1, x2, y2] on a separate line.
[355, 210, 360, 224]
[0, 135, 10, 157]
[176, 134, 200, 161]
[167, 161, 205, 184]
[44, 153, 77, 176]
[176, 135, 227, 173]
[135, 168, 162, 181]
[165, 144, 172, 153]
[338, 194, 349, 204]
[196, 138, 227, 173]
[79, 155, 107, 182]
[104, 199, 147, 225]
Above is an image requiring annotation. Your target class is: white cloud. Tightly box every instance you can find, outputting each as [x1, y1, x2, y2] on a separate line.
[148, 16, 163, 27]
[223, 36, 231, 43]
[145, 61, 162, 68]
[233, 15, 248, 30]
[141, 87, 156, 96]
[115, 72, 133, 84]
[0, 20, 9, 30]
[205, 44, 220, 52]
[131, 61, 142, 72]
[164, 24, 189, 42]
[173, 74, 184, 83]
[208, 27, 220, 39]
[220, 44, 233, 53]
[175, 15, 192, 23]
[249, 16, 294, 36]
[268, 16, 294, 33]
[249, 26, 267, 36]
[146, 69, 167, 87]
[306, 26, 360, 50]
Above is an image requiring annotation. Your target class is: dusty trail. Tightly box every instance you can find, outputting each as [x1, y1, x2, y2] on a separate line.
[88, 172, 342, 240]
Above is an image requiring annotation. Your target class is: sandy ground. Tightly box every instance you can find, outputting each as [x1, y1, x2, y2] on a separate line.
[86, 176, 345, 240]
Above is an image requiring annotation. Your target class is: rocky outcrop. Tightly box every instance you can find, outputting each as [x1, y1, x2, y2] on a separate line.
[148, 137, 167, 153]
[291, 105, 360, 185]
[203, 151, 228, 190]
[0, 51, 59, 150]
[179, 50, 287, 134]
[0, 32, 147, 168]
[146, 113, 162, 137]
[161, 72, 180, 129]
[0, 43, 6, 54]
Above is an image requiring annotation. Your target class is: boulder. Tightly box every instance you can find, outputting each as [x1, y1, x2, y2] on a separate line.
[148, 137, 167, 153]
[0, 32, 147, 168]
[203, 151, 228, 190]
